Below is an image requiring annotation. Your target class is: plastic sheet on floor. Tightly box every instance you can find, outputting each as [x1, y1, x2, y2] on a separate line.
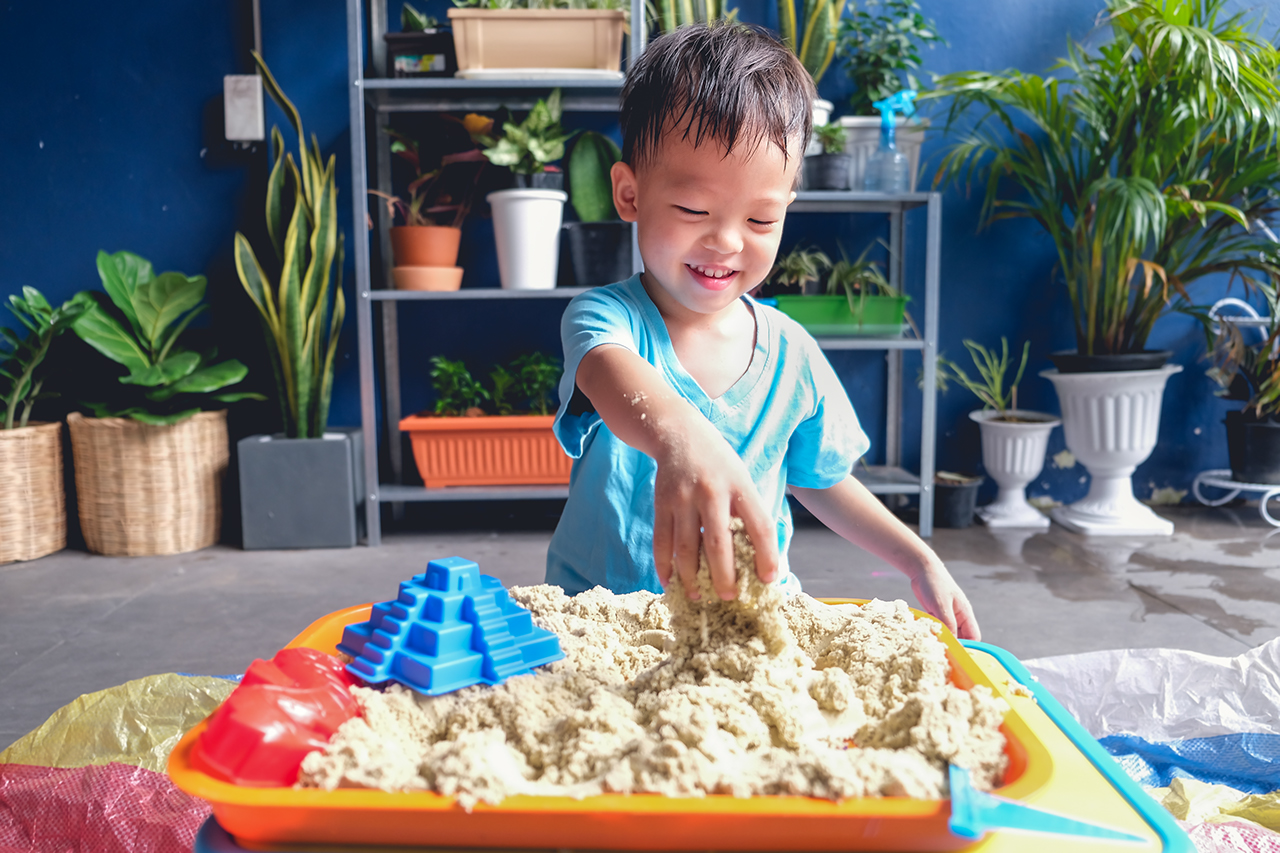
[0, 672, 235, 853]
[1026, 638, 1280, 852]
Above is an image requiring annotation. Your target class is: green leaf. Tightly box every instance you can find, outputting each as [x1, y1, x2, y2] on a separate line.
[73, 299, 151, 373]
[266, 126, 288, 261]
[132, 271, 206, 353]
[210, 391, 266, 403]
[119, 350, 201, 387]
[169, 359, 250, 395]
[568, 132, 621, 222]
[95, 250, 153, 338]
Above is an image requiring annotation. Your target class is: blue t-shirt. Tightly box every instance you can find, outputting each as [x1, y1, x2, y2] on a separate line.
[547, 274, 870, 595]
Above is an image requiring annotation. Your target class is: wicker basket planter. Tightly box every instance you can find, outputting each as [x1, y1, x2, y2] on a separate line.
[0, 421, 67, 563]
[66, 410, 229, 556]
[399, 413, 570, 487]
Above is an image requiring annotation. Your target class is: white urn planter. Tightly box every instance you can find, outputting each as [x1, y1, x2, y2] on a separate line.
[1041, 364, 1183, 536]
[969, 409, 1060, 529]
[487, 188, 567, 290]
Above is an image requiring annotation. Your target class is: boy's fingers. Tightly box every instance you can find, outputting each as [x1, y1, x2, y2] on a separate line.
[672, 507, 702, 600]
[653, 510, 674, 588]
[700, 510, 738, 601]
[954, 596, 981, 641]
[734, 494, 779, 583]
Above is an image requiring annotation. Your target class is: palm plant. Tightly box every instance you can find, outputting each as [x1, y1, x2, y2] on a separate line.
[928, 0, 1280, 357]
[234, 52, 346, 438]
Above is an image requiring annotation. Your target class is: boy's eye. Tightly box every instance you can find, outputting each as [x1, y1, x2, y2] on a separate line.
[750, 219, 778, 226]
[676, 205, 706, 215]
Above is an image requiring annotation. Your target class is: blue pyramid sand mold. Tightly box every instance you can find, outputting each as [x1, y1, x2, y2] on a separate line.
[337, 557, 564, 696]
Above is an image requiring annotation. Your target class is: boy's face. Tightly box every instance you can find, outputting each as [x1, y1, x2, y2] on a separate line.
[611, 128, 801, 320]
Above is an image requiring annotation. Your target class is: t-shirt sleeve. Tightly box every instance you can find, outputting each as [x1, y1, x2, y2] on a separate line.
[554, 289, 640, 458]
[785, 335, 871, 489]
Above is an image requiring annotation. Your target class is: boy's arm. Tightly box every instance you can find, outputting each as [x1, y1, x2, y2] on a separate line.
[790, 476, 981, 640]
[575, 343, 780, 600]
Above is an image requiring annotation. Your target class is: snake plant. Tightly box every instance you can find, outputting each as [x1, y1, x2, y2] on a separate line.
[234, 52, 345, 438]
[777, 0, 847, 85]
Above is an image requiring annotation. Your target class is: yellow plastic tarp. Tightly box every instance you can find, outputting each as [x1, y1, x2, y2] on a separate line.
[1149, 777, 1280, 834]
[0, 673, 235, 773]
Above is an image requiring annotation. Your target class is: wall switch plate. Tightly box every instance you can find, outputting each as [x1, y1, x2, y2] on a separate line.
[224, 74, 265, 142]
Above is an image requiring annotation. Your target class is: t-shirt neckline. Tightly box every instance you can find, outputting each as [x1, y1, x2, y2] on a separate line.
[623, 274, 772, 419]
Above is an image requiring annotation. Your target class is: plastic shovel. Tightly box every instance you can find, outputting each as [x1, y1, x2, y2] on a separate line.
[948, 764, 1147, 844]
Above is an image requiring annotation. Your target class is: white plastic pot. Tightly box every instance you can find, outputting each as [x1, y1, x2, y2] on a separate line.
[1041, 364, 1182, 536]
[837, 116, 928, 193]
[969, 409, 1060, 529]
[487, 188, 567, 290]
[806, 98, 834, 157]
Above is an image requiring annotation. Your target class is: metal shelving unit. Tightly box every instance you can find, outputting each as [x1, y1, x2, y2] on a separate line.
[346, 0, 939, 544]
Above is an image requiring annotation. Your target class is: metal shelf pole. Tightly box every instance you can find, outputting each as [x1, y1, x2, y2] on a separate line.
[918, 194, 942, 537]
[349, 0, 382, 545]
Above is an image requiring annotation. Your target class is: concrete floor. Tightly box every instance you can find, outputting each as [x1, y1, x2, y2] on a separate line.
[3, 504, 1279, 751]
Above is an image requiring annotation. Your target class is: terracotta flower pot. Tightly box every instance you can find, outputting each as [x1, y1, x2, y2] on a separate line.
[390, 226, 462, 267]
[393, 266, 464, 291]
[398, 413, 570, 487]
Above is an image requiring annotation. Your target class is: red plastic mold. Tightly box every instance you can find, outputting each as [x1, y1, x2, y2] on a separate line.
[191, 647, 361, 787]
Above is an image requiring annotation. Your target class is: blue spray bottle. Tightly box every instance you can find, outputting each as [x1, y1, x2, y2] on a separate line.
[862, 89, 917, 193]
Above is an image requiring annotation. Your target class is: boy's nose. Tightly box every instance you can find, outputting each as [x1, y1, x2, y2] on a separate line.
[701, 222, 744, 256]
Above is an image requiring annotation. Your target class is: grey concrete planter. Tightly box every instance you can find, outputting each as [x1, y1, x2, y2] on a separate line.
[238, 429, 364, 549]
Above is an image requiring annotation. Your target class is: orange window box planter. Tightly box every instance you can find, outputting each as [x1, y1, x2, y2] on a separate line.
[399, 413, 571, 488]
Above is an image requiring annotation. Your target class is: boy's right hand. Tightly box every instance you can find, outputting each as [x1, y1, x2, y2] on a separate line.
[651, 409, 780, 601]
[575, 344, 779, 601]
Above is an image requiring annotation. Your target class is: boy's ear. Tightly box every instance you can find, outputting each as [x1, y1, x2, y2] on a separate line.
[611, 161, 639, 223]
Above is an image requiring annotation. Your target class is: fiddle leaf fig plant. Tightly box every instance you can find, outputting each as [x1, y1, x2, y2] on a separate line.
[0, 287, 88, 430]
[72, 251, 262, 426]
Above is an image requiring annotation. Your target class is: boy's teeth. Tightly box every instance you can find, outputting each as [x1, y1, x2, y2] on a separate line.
[692, 265, 733, 279]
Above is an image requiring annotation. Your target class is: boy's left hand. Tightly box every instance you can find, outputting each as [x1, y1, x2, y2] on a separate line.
[909, 562, 981, 641]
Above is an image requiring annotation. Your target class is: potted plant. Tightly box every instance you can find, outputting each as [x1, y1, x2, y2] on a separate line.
[1207, 287, 1280, 485]
[372, 116, 489, 291]
[929, 0, 1280, 535]
[384, 2, 458, 78]
[563, 130, 632, 287]
[0, 288, 87, 563]
[938, 339, 1060, 529]
[771, 242, 908, 336]
[834, 0, 940, 188]
[399, 352, 571, 487]
[233, 53, 362, 550]
[66, 251, 261, 557]
[447, 0, 628, 76]
[805, 123, 852, 190]
[479, 90, 572, 290]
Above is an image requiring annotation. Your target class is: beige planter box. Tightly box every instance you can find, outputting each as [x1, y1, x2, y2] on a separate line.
[67, 410, 229, 556]
[0, 421, 66, 563]
[447, 8, 625, 72]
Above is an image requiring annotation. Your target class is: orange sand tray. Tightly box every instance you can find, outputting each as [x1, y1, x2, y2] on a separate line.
[168, 601, 1070, 853]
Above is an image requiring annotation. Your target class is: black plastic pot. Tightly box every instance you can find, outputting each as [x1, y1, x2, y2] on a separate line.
[562, 221, 633, 287]
[514, 171, 565, 191]
[934, 475, 984, 529]
[383, 31, 457, 78]
[1225, 411, 1280, 485]
[1049, 350, 1172, 373]
[805, 153, 852, 190]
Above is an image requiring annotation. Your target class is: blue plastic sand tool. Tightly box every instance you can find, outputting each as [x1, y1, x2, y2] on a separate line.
[338, 557, 564, 696]
[948, 764, 1146, 844]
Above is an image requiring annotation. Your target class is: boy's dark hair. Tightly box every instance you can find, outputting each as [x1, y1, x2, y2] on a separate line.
[619, 22, 816, 171]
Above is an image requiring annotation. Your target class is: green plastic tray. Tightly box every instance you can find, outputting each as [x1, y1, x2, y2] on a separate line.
[772, 294, 908, 337]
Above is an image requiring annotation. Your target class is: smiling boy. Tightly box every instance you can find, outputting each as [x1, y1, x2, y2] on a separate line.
[546, 22, 980, 640]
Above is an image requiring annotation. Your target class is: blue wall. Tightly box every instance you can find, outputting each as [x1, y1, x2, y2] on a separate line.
[1, 0, 1275, 508]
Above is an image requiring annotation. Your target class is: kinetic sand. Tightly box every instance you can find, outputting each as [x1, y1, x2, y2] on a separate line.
[299, 522, 1007, 808]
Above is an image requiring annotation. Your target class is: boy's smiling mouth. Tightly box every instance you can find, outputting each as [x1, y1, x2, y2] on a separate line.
[687, 264, 739, 290]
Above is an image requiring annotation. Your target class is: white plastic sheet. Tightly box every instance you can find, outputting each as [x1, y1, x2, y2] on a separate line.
[1023, 636, 1280, 741]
